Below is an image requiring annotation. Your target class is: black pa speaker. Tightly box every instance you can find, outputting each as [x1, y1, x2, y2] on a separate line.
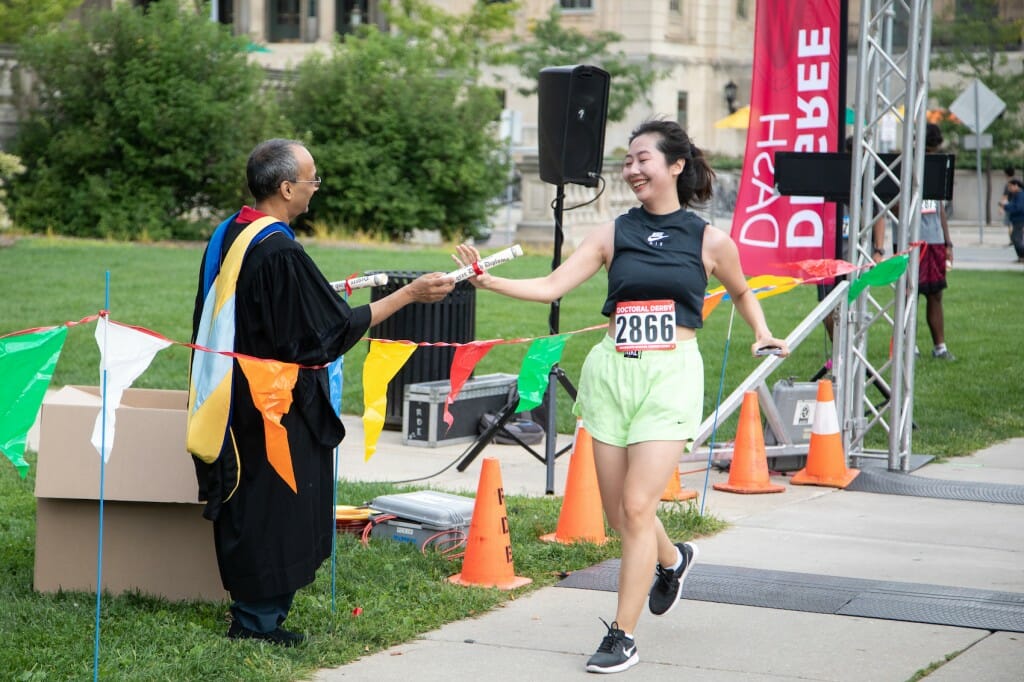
[538, 65, 610, 187]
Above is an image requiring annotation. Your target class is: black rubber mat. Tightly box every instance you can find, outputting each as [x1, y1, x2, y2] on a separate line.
[558, 561, 1024, 633]
[844, 468, 1024, 505]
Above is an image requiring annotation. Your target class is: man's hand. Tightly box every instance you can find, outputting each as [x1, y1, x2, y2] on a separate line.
[405, 272, 454, 303]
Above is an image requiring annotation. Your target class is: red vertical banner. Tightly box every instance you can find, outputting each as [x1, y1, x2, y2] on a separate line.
[730, 0, 841, 276]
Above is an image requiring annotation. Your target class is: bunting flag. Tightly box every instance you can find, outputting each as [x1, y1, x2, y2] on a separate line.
[91, 317, 172, 462]
[789, 258, 858, 280]
[515, 334, 570, 413]
[362, 341, 417, 461]
[328, 356, 344, 418]
[747, 274, 803, 299]
[702, 289, 727, 320]
[443, 340, 499, 430]
[847, 253, 909, 302]
[0, 326, 67, 478]
[237, 356, 300, 493]
[704, 274, 803, 318]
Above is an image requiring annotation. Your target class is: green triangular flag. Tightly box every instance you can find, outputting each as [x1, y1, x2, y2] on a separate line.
[515, 334, 570, 413]
[848, 254, 909, 302]
[0, 326, 68, 478]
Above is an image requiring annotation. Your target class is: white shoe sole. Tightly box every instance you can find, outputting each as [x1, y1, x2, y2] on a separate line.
[585, 651, 639, 673]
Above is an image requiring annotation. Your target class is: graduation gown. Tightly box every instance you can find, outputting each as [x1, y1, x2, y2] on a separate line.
[191, 213, 371, 601]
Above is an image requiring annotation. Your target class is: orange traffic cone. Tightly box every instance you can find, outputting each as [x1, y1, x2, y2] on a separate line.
[791, 380, 859, 488]
[449, 457, 532, 589]
[541, 423, 608, 545]
[661, 467, 698, 502]
[713, 391, 785, 494]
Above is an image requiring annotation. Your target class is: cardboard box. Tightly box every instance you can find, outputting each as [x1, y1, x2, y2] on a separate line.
[402, 373, 518, 447]
[33, 385, 226, 602]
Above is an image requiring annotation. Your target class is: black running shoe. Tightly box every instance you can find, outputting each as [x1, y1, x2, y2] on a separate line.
[585, 618, 638, 673]
[648, 541, 699, 616]
[227, 620, 305, 646]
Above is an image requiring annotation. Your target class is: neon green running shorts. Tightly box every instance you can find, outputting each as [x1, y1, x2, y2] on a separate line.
[572, 334, 704, 447]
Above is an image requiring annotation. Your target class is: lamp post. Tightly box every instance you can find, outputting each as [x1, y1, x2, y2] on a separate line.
[724, 80, 738, 114]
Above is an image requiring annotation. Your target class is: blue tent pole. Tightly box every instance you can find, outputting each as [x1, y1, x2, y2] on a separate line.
[93, 272, 110, 682]
[701, 307, 736, 517]
[327, 290, 348, 613]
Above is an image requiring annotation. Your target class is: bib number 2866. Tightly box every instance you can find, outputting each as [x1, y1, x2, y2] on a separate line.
[614, 300, 676, 352]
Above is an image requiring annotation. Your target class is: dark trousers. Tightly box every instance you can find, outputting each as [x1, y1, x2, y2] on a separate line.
[230, 591, 296, 633]
[1011, 221, 1024, 258]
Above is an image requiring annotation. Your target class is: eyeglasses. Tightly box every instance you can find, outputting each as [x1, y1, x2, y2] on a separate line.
[290, 176, 322, 187]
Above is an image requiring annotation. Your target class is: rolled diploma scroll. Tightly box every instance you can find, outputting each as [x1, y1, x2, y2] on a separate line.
[329, 273, 389, 292]
[447, 244, 524, 283]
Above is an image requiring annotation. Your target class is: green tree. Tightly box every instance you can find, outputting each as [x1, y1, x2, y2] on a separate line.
[506, 6, 664, 123]
[385, 0, 517, 78]
[10, 1, 279, 239]
[0, 0, 82, 45]
[930, 0, 1024, 169]
[290, 2, 511, 242]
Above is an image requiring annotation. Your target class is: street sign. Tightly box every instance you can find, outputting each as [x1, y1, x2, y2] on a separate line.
[950, 80, 1005, 241]
[949, 79, 1006, 134]
[962, 134, 993, 151]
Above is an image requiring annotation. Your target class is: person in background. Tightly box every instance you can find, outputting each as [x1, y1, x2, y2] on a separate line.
[1000, 167, 1016, 244]
[189, 138, 453, 645]
[999, 177, 1024, 263]
[454, 119, 789, 674]
[872, 123, 955, 360]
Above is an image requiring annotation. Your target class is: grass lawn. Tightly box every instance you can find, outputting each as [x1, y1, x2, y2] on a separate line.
[0, 235, 1020, 679]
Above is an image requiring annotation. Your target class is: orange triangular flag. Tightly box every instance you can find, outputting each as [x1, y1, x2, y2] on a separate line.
[238, 356, 299, 493]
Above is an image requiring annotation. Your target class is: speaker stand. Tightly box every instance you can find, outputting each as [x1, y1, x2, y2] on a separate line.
[540, 183, 579, 493]
[455, 386, 549, 472]
[455, 184, 579, 494]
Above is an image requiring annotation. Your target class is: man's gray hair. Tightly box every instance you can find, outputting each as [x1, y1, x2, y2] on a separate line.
[246, 138, 305, 201]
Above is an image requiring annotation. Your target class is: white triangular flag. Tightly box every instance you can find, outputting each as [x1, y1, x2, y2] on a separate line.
[91, 317, 171, 461]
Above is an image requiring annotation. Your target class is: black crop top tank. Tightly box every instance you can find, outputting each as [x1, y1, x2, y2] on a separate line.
[601, 207, 708, 329]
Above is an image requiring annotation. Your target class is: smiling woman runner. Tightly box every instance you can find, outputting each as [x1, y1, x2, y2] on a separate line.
[454, 118, 789, 675]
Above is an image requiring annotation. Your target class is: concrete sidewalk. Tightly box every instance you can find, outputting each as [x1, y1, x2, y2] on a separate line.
[946, 221, 1022, 271]
[315, 417, 1024, 682]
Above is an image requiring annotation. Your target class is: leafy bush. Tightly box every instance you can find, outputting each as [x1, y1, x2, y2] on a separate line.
[10, 2, 280, 240]
[290, 25, 508, 242]
[0, 152, 24, 230]
[0, 0, 81, 45]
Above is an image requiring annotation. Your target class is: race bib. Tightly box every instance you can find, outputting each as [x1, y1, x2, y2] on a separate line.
[613, 300, 676, 352]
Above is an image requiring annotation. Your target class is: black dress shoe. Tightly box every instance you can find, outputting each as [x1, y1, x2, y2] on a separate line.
[226, 620, 305, 646]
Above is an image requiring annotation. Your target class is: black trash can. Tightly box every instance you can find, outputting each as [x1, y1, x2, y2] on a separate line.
[368, 271, 476, 429]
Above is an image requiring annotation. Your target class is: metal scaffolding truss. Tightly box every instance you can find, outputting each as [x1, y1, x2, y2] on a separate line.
[840, 0, 933, 471]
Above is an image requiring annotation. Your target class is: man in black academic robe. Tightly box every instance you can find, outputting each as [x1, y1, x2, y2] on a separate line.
[190, 138, 453, 644]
